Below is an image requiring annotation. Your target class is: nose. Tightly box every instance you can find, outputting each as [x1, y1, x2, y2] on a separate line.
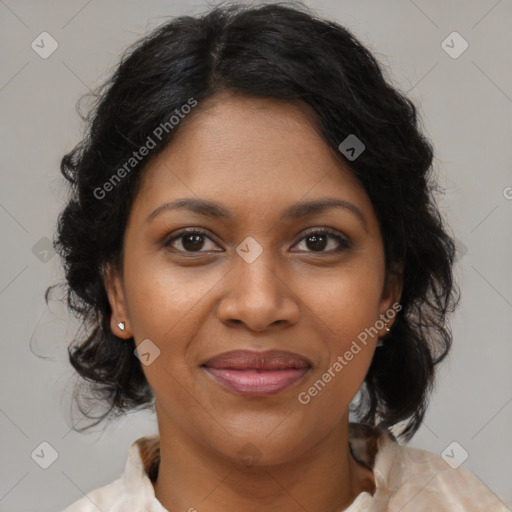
[216, 253, 301, 332]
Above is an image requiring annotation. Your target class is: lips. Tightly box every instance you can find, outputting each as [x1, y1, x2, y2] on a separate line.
[204, 350, 311, 370]
[202, 350, 311, 396]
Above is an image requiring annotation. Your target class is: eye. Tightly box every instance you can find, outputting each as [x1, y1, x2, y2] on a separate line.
[292, 228, 350, 254]
[164, 228, 221, 253]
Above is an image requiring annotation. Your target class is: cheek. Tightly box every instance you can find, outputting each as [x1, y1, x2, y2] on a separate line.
[296, 259, 383, 405]
[124, 257, 221, 342]
[297, 281, 379, 426]
[122, 259, 224, 398]
[303, 262, 384, 347]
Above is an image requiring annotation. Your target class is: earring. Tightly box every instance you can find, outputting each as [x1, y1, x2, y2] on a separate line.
[117, 321, 125, 331]
[376, 321, 391, 347]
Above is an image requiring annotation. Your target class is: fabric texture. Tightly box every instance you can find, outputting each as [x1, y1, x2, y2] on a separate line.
[61, 423, 509, 511]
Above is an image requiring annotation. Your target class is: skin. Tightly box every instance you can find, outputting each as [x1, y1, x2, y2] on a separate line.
[104, 92, 402, 512]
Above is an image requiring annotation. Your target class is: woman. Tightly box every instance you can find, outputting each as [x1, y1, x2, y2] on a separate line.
[51, 2, 507, 511]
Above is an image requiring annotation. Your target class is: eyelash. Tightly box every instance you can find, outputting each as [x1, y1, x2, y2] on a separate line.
[163, 227, 350, 255]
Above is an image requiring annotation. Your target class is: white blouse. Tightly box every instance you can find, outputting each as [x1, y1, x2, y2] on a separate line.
[61, 423, 508, 511]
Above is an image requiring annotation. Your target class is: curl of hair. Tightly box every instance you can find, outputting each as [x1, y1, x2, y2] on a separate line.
[48, 1, 460, 439]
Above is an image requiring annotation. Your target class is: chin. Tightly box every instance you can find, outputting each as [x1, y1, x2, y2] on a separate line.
[211, 423, 318, 468]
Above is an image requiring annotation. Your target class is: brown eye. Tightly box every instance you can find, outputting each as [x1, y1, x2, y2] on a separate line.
[164, 229, 221, 253]
[292, 229, 350, 253]
[304, 233, 328, 251]
[181, 233, 206, 251]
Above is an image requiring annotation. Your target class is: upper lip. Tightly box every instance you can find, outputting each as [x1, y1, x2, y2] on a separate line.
[202, 350, 311, 370]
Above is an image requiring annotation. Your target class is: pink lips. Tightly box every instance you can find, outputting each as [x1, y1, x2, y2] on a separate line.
[202, 350, 311, 397]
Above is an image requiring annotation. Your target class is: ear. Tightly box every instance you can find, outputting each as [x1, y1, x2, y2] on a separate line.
[377, 263, 403, 334]
[103, 262, 133, 339]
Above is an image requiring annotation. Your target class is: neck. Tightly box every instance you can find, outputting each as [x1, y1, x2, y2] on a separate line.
[153, 414, 375, 512]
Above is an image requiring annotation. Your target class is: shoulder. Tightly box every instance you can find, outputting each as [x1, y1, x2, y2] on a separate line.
[378, 434, 508, 511]
[60, 435, 163, 512]
[348, 423, 507, 511]
[60, 477, 124, 512]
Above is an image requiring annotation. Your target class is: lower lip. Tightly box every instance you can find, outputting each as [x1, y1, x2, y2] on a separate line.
[203, 367, 310, 396]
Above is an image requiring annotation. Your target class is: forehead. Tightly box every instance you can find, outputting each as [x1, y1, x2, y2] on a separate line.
[131, 93, 373, 223]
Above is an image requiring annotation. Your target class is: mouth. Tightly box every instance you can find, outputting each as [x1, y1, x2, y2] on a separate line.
[201, 350, 311, 397]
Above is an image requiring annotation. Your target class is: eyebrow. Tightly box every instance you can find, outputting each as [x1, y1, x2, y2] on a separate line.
[146, 197, 367, 229]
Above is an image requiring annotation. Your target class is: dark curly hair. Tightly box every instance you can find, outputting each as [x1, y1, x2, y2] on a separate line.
[47, 0, 460, 441]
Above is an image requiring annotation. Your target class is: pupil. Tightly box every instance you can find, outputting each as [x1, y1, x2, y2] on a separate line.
[183, 234, 204, 251]
[307, 234, 327, 251]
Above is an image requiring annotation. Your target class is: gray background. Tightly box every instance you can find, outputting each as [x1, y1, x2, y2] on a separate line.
[1, 0, 511, 510]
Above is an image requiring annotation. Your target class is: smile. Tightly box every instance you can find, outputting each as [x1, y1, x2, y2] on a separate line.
[201, 350, 311, 397]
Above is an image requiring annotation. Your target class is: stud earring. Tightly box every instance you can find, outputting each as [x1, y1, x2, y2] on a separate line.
[376, 321, 391, 348]
[117, 321, 125, 331]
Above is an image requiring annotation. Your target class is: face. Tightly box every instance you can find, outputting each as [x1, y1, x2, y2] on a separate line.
[104, 92, 401, 465]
